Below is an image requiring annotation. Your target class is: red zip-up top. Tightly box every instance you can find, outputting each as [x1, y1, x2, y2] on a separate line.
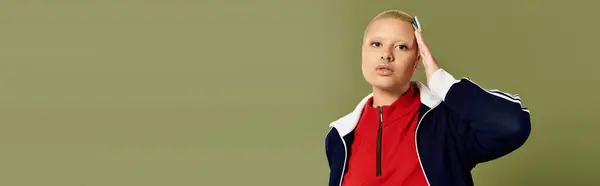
[342, 84, 428, 186]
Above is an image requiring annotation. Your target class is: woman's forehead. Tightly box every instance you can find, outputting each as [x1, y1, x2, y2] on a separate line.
[365, 18, 415, 41]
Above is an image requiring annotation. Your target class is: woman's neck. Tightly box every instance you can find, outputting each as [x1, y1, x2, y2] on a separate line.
[372, 83, 412, 107]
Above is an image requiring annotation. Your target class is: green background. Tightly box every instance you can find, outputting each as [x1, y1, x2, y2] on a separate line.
[1, 0, 598, 185]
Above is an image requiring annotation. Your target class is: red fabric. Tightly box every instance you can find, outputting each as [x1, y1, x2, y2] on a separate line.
[342, 84, 428, 186]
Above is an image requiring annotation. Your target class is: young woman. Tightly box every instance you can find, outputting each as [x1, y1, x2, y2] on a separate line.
[325, 10, 531, 186]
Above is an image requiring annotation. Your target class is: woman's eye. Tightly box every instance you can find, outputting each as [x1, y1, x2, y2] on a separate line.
[370, 42, 382, 47]
[395, 45, 408, 50]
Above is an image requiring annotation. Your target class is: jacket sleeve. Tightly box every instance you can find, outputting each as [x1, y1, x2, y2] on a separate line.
[428, 68, 531, 164]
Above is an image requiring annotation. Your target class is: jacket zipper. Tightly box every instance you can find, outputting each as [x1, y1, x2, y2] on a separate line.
[376, 106, 383, 176]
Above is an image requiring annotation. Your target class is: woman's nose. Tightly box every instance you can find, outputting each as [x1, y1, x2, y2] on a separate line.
[381, 55, 394, 62]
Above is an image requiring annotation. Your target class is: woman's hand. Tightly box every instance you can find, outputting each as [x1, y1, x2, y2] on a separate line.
[414, 28, 440, 86]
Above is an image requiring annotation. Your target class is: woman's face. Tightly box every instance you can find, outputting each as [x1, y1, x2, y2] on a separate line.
[361, 18, 419, 91]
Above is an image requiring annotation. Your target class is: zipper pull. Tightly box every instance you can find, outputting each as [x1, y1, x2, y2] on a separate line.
[378, 106, 383, 123]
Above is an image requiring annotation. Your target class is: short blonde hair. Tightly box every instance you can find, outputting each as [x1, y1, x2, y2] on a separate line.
[371, 10, 413, 23]
[364, 10, 414, 37]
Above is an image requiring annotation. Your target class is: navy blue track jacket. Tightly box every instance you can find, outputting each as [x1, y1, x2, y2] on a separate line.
[325, 69, 531, 186]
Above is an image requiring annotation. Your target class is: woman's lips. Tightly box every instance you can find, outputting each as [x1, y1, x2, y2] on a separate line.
[376, 64, 393, 76]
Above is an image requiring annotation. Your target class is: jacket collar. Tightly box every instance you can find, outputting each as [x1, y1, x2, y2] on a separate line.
[329, 81, 442, 137]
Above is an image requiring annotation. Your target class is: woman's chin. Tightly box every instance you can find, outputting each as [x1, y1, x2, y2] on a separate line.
[368, 80, 402, 91]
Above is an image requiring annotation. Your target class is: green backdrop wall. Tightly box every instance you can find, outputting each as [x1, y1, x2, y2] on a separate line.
[1, 0, 598, 185]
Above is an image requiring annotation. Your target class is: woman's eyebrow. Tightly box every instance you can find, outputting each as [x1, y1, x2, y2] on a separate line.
[369, 36, 408, 44]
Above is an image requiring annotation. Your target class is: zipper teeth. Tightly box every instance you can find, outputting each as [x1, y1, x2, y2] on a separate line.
[376, 107, 383, 176]
[415, 108, 433, 186]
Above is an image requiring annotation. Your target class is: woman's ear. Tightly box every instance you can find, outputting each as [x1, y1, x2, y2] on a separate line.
[413, 55, 420, 72]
